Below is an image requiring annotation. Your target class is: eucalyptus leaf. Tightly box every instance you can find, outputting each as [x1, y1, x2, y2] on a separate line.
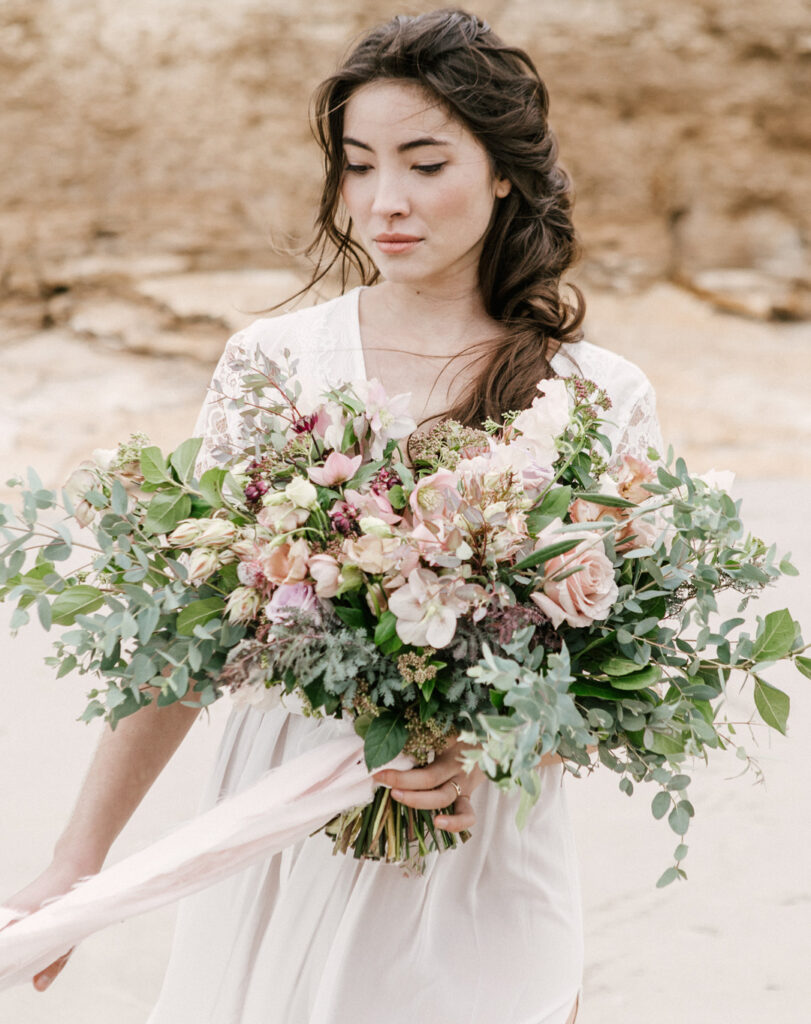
[751, 609, 797, 662]
[753, 678, 790, 735]
[176, 598, 224, 637]
[143, 493, 192, 536]
[51, 585, 105, 626]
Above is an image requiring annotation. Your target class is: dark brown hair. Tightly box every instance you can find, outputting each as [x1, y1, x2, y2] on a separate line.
[305, 8, 585, 426]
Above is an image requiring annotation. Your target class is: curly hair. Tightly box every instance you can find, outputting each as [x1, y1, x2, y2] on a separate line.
[304, 7, 586, 427]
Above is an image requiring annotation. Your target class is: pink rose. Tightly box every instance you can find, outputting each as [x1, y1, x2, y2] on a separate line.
[266, 582, 320, 624]
[530, 527, 618, 628]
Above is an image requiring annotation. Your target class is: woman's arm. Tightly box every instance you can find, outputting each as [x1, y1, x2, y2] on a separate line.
[4, 695, 202, 990]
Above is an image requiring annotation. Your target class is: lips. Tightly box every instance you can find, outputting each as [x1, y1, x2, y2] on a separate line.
[373, 233, 423, 255]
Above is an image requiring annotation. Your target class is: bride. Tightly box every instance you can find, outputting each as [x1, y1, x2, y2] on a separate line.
[6, 9, 661, 1023]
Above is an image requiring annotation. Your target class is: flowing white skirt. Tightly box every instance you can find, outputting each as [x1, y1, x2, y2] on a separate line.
[147, 705, 584, 1024]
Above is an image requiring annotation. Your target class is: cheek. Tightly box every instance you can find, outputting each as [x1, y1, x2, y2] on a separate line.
[429, 172, 495, 236]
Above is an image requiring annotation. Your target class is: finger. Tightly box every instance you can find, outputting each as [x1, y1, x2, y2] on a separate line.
[374, 761, 453, 791]
[33, 949, 73, 992]
[434, 795, 476, 833]
[391, 775, 464, 810]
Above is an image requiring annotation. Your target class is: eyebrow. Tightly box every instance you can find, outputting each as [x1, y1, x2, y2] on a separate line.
[342, 135, 451, 153]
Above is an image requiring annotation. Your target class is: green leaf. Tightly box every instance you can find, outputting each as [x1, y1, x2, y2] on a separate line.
[795, 656, 811, 681]
[753, 678, 790, 735]
[176, 597, 225, 637]
[601, 656, 645, 677]
[363, 712, 407, 771]
[527, 486, 572, 535]
[139, 446, 172, 485]
[608, 665, 661, 690]
[334, 605, 365, 630]
[110, 480, 129, 516]
[36, 595, 52, 630]
[198, 467, 226, 509]
[578, 492, 636, 509]
[666, 774, 691, 791]
[512, 537, 580, 573]
[9, 605, 30, 630]
[569, 682, 627, 700]
[143, 492, 192, 535]
[51, 585, 105, 626]
[373, 611, 398, 647]
[668, 803, 691, 835]
[388, 484, 406, 510]
[751, 609, 798, 662]
[652, 791, 671, 819]
[656, 866, 680, 888]
[169, 438, 203, 484]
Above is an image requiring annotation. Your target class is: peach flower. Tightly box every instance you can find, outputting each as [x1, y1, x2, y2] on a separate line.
[258, 538, 310, 586]
[530, 527, 618, 628]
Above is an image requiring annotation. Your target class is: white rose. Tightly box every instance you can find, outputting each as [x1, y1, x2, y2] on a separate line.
[284, 476, 319, 509]
[511, 379, 571, 465]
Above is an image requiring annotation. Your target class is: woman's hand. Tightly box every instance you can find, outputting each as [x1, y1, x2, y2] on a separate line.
[3, 856, 100, 991]
[373, 737, 487, 833]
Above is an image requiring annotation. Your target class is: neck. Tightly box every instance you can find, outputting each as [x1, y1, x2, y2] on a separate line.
[368, 277, 494, 357]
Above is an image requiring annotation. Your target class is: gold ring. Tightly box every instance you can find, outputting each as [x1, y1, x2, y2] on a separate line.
[449, 780, 462, 800]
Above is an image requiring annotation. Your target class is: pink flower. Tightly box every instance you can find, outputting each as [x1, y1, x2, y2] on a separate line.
[356, 379, 417, 458]
[309, 553, 342, 597]
[308, 451, 363, 487]
[387, 568, 483, 649]
[258, 538, 310, 586]
[409, 470, 460, 523]
[617, 456, 656, 503]
[530, 526, 618, 628]
[342, 534, 404, 575]
[266, 582, 320, 624]
[344, 487, 400, 525]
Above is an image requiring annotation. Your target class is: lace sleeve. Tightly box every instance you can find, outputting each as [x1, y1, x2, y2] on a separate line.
[193, 325, 262, 474]
[610, 379, 664, 468]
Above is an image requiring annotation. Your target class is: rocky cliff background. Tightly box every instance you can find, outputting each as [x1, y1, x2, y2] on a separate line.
[1, 0, 809, 480]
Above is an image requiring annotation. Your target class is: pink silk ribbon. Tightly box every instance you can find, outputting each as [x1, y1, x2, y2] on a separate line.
[0, 733, 408, 989]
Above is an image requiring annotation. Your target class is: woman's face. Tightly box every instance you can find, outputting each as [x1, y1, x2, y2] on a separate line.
[340, 79, 511, 291]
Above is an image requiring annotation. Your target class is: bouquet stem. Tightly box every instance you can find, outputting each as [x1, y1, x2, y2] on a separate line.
[317, 786, 471, 872]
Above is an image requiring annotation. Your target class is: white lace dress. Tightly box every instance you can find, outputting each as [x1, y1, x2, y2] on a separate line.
[147, 287, 663, 1024]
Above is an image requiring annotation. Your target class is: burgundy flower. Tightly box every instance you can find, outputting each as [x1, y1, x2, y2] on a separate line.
[329, 500, 360, 536]
[371, 467, 401, 495]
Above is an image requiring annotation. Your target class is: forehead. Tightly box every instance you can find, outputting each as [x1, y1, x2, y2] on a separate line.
[342, 79, 469, 144]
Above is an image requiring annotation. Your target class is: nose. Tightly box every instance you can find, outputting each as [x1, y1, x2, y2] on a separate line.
[370, 168, 410, 220]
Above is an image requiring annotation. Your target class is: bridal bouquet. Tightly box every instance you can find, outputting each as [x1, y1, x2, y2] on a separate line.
[1, 347, 807, 884]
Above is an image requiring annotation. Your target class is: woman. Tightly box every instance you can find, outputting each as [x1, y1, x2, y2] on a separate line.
[7, 10, 662, 1023]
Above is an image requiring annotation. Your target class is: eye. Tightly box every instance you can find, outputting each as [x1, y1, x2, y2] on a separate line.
[344, 163, 371, 175]
[414, 162, 446, 175]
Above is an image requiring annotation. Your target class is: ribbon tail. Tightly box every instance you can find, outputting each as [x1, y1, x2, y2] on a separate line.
[0, 732, 382, 989]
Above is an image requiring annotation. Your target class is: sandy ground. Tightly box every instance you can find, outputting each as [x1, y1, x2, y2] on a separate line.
[0, 283, 809, 1021]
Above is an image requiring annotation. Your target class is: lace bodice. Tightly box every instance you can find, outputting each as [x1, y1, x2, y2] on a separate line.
[194, 286, 663, 473]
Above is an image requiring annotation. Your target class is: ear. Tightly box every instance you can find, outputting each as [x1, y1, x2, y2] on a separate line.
[494, 176, 512, 199]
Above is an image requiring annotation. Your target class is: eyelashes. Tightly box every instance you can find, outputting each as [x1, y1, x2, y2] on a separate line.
[344, 162, 447, 176]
